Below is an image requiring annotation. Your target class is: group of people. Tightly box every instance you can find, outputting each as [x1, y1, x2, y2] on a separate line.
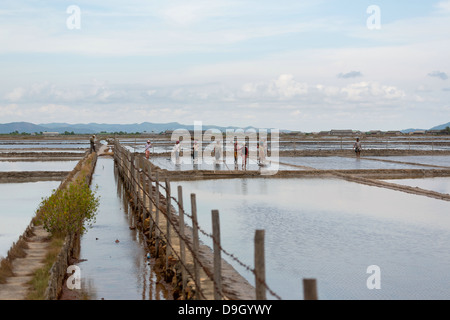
[233, 140, 267, 170]
[168, 139, 268, 170]
[142, 137, 361, 167]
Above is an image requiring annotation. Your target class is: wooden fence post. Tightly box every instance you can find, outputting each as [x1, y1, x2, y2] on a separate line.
[136, 155, 141, 212]
[134, 155, 138, 210]
[212, 209, 222, 300]
[155, 171, 160, 257]
[177, 185, 187, 296]
[118, 144, 123, 176]
[191, 193, 201, 300]
[303, 278, 318, 300]
[165, 178, 172, 270]
[142, 156, 147, 220]
[126, 150, 131, 191]
[147, 161, 153, 234]
[254, 229, 266, 300]
[123, 148, 127, 186]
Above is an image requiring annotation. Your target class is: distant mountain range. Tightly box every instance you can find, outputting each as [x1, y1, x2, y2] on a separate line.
[401, 122, 450, 133]
[0, 121, 273, 134]
[0, 121, 448, 134]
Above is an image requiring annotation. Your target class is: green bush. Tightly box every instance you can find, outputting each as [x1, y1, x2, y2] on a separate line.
[37, 182, 100, 237]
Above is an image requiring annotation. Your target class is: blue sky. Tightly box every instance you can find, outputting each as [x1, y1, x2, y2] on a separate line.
[1, 0, 449, 131]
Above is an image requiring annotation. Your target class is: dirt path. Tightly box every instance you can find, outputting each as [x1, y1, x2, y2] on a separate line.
[0, 226, 50, 300]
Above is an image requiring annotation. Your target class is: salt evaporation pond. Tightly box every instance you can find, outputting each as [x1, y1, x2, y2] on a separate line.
[279, 156, 436, 170]
[382, 177, 450, 195]
[0, 160, 79, 172]
[0, 143, 89, 149]
[0, 181, 61, 258]
[77, 158, 172, 300]
[279, 142, 450, 151]
[150, 156, 301, 172]
[171, 178, 450, 300]
[0, 150, 86, 154]
[368, 156, 450, 168]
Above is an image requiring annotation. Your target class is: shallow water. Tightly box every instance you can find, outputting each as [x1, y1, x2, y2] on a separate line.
[280, 156, 436, 170]
[121, 138, 450, 152]
[171, 178, 450, 300]
[0, 160, 79, 172]
[150, 156, 300, 172]
[0, 181, 61, 257]
[0, 143, 89, 149]
[382, 177, 450, 195]
[77, 158, 172, 300]
[369, 156, 450, 168]
[0, 149, 86, 154]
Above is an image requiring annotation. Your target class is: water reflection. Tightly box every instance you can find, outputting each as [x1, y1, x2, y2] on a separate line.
[77, 158, 172, 300]
[150, 156, 299, 172]
[382, 177, 450, 195]
[171, 178, 450, 300]
[0, 160, 79, 172]
[280, 156, 436, 170]
[370, 156, 450, 168]
[0, 181, 60, 257]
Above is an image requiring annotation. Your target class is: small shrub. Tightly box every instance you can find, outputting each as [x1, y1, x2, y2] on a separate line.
[37, 181, 100, 237]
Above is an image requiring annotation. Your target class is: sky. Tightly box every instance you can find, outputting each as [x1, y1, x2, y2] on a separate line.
[0, 0, 449, 132]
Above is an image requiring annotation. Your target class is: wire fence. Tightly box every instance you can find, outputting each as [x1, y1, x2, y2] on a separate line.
[112, 139, 318, 300]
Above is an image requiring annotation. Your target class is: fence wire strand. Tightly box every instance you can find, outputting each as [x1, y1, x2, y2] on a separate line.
[113, 140, 283, 300]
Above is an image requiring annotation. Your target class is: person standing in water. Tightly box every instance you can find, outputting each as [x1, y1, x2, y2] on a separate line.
[90, 135, 96, 153]
[242, 143, 249, 170]
[234, 140, 238, 166]
[258, 140, 266, 165]
[192, 140, 199, 162]
[354, 137, 362, 158]
[213, 140, 222, 168]
[173, 140, 181, 164]
[144, 139, 152, 159]
[235, 142, 243, 170]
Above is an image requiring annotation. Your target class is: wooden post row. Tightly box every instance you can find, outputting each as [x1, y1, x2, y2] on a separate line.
[142, 156, 147, 220]
[155, 171, 160, 257]
[177, 186, 187, 296]
[165, 178, 171, 271]
[147, 161, 153, 234]
[191, 193, 201, 300]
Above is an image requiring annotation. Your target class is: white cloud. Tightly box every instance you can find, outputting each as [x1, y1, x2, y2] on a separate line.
[0, 104, 22, 116]
[341, 82, 406, 101]
[38, 104, 72, 114]
[241, 74, 308, 100]
[5, 88, 26, 102]
[435, 1, 450, 12]
[269, 74, 308, 99]
[0, 2, 448, 131]
[161, 0, 230, 26]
